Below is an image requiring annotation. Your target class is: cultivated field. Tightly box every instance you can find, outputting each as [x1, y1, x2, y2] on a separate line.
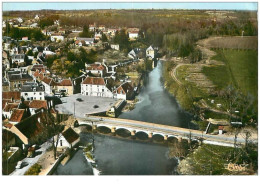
[198, 36, 258, 50]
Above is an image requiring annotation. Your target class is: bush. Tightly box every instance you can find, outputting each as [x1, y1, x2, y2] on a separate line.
[25, 163, 42, 175]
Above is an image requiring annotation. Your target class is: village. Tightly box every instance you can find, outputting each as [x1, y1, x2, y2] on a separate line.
[2, 14, 159, 175]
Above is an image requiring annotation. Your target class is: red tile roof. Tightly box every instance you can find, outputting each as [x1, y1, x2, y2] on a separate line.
[41, 77, 53, 85]
[2, 99, 12, 109]
[86, 64, 105, 71]
[58, 79, 72, 86]
[2, 91, 21, 101]
[114, 82, 133, 94]
[15, 112, 53, 140]
[62, 127, 79, 144]
[9, 109, 26, 123]
[29, 100, 48, 109]
[3, 103, 19, 112]
[82, 77, 105, 85]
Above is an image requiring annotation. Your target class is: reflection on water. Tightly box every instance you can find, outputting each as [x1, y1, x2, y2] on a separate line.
[119, 61, 196, 129]
[55, 133, 178, 175]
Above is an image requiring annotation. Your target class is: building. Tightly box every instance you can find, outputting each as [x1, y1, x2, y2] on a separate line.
[2, 103, 19, 119]
[50, 33, 64, 42]
[6, 111, 54, 146]
[89, 24, 96, 32]
[146, 46, 155, 59]
[56, 127, 80, 152]
[81, 77, 113, 98]
[128, 31, 139, 40]
[75, 37, 95, 46]
[8, 73, 33, 91]
[11, 54, 25, 64]
[41, 77, 56, 95]
[111, 44, 120, 50]
[56, 79, 73, 96]
[114, 82, 134, 100]
[21, 82, 45, 101]
[9, 109, 28, 125]
[85, 63, 106, 77]
[28, 100, 48, 115]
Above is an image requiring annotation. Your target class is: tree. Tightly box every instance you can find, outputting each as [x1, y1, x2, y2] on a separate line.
[101, 33, 108, 42]
[67, 51, 76, 62]
[27, 49, 34, 56]
[79, 25, 93, 37]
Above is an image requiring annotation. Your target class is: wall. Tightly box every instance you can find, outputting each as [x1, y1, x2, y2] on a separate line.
[21, 91, 44, 101]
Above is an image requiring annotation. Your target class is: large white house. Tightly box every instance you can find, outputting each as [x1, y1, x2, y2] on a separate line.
[81, 77, 113, 98]
[21, 83, 45, 101]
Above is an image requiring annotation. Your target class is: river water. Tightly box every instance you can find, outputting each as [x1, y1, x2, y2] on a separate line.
[54, 60, 195, 175]
[119, 60, 195, 128]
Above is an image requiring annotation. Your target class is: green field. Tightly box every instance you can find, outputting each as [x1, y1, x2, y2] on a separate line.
[203, 49, 258, 99]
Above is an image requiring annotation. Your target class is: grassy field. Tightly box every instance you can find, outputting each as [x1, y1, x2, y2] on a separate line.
[203, 49, 258, 99]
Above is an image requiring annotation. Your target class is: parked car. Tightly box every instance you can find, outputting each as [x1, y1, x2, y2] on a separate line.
[76, 98, 83, 102]
[93, 105, 99, 108]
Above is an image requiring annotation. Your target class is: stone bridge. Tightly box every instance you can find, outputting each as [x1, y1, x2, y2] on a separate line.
[75, 116, 247, 146]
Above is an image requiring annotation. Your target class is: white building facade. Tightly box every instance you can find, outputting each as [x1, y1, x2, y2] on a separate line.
[81, 77, 113, 98]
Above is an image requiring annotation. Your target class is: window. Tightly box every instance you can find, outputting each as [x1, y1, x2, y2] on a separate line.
[24, 93, 28, 96]
[34, 97, 36, 100]
[102, 89, 104, 92]
[34, 92, 36, 95]
[40, 97, 42, 100]
[86, 92, 88, 95]
[40, 92, 42, 95]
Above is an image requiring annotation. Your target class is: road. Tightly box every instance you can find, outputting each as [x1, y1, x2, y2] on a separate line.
[81, 116, 257, 146]
[10, 141, 52, 176]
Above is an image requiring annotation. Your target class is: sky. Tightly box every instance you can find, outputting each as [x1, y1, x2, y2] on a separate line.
[2, 2, 258, 11]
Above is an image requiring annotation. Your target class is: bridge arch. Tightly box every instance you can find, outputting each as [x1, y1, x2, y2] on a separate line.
[135, 131, 149, 140]
[152, 134, 164, 142]
[97, 126, 111, 134]
[115, 128, 131, 137]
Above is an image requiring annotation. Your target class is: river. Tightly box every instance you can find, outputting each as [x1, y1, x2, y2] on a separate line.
[119, 60, 196, 129]
[54, 60, 195, 175]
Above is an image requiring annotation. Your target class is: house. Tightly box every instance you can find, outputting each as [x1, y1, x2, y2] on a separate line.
[56, 79, 73, 96]
[50, 33, 64, 42]
[9, 109, 28, 124]
[21, 82, 45, 101]
[107, 28, 119, 37]
[76, 37, 95, 46]
[2, 103, 19, 119]
[73, 75, 86, 94]
[114, 82, 134, 100]
[128, 48, 142, 60]
[8, 73, 33, 91]
[111, 44, 120, 50]
[22, 37, 28, 41]
[11, 54, 25, 64]
[94, 32, 102, 40]
[146, 46, 155, 59]
[85, 63, 106, 77]
[41, 77, 56, 95]
[2, 91, 21, 102]
[128, 31, 139, 40]
[98, 25, 106, 31]
[89, 24, 96, 32]
[28, 100, 48, 115]
[7, 111, 54, 146]
[2, 80, 10, 92]
[34, 15, 39, 20]
[56, 127, 80, 152]
[81, 77, 113, 98]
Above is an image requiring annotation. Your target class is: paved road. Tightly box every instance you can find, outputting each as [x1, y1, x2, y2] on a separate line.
[10, 141, 52, 176]
[81, 116, 257, 146]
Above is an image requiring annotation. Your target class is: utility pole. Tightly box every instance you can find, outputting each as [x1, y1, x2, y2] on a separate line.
[242, 30, 244, 37]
